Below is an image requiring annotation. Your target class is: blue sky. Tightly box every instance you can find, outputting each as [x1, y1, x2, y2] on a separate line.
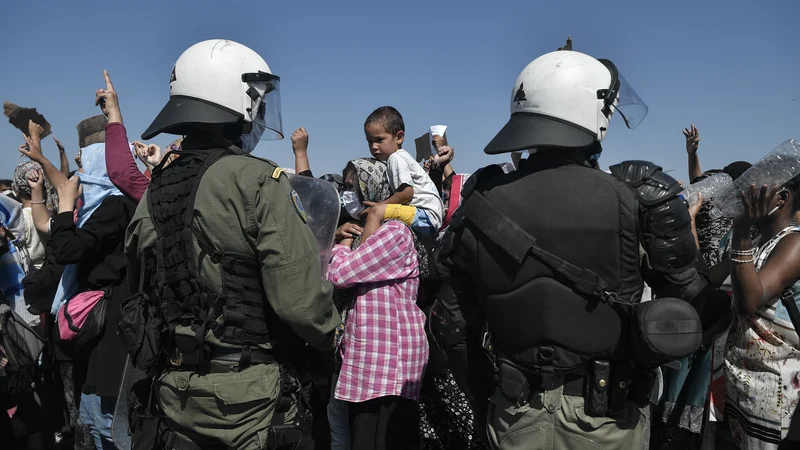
[1, 0, 798, 183]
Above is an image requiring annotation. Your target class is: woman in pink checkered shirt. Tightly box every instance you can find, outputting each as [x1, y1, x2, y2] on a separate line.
[327, 158, 429, 450]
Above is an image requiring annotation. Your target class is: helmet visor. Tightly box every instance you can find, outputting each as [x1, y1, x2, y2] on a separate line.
[613, 72, 648, 129]
[598, 59, 648, 129]
[244, 72, 283, 141]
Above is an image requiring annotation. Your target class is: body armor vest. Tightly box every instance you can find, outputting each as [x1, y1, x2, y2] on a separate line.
[146, 148, 270, 360]
[455, 162, 643, 375]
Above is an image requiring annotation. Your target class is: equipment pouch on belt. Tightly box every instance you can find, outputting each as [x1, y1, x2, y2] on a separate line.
[119, 291, 168, 372]
[128, 376, 162, 450]
[498, 361, 529, 405]
[629, 297, 701, 367]
[584, 360, 609, 417]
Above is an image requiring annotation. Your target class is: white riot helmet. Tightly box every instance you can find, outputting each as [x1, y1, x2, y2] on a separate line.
[142, 39, 283, 152]
[484, 50, 647, 155]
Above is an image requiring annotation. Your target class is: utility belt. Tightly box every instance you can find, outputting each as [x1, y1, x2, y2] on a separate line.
[128, 361, 313, 450]
[496, 359, 654, 417]
[169, 345, 276, 373]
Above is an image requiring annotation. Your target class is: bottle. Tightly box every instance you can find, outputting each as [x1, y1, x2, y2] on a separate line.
[712, 139, 800, 219]
[680, 172, 733, 206]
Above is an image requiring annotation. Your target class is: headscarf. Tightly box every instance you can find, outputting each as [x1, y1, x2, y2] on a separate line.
[75, 143, 124, 227]
[13, 161, 58, 211]
[52, 143, 124, 314]
[345, 158, 391, 205]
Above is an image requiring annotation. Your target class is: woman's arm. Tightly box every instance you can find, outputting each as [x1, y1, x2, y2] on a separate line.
[98, 70, 150, 202]
[19, 122, 69, 189]
[49, 197, 126, 265]
[731, 227, 800, 314]
[27, 170, 51, 236]
[55, 137, 70, 177]
[327, 221, 417, 288]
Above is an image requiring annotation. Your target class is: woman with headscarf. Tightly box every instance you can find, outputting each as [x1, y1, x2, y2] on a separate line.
[48, 142, 137, 450]
[328, 158, 429, 450]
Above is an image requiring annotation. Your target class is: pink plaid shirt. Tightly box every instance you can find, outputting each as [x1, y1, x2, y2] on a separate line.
[327, 221, 429, 403]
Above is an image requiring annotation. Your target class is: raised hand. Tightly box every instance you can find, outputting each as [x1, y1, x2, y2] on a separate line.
[26, 169, 44, 190]
[291, 127, 309, 154]
[736, 184, 782, 228]
[682, 123, 700, 154]
[434, 145, 455, 166]
[20, 120, 45, 162]
[95, 70, 122, 124]
[133, 141, 163, 168]
[57, 175, 83, 212]
[54, 137, 65, 153]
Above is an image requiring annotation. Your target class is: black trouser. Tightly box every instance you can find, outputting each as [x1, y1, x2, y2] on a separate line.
[348, 396, 419, 450]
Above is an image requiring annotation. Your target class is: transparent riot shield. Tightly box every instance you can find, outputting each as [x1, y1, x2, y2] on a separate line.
[112, 356, 147, 450]
[286, 174, 341, 275]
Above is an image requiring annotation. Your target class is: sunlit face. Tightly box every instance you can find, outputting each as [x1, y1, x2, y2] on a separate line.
[364, 123, 403, 161]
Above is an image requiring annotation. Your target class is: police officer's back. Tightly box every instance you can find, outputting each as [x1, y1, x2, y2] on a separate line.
[431, 50, 733, 450]
[124, 40, 340, 450]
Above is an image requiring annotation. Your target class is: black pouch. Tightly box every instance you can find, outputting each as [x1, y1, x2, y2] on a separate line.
[630, 298, 702, 367]
[129, 377, 163, 450]
[497, 361, 529, 405]
[119, 293, 167, 371]
[584, 360, 610, 417]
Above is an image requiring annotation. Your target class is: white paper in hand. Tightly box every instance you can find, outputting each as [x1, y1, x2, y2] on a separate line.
[429, 125, 447, 156]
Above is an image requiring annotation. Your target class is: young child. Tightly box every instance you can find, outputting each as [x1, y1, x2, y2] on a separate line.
[360, 106, 443, 242]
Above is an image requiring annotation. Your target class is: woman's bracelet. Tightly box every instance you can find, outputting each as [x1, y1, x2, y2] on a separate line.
[732, 256, 755, 264]
[30, 199, 46, 205]
[730, 248, 756, 256]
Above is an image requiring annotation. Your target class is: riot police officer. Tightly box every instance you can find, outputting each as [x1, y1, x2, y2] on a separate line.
[124, 40, 340, 450]
[430, 50, 733, 450]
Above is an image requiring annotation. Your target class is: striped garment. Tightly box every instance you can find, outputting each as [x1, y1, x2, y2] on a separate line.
[327, 220, 429, 403]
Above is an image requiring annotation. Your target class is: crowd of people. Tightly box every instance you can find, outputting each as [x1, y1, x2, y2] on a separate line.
[0, 38, 799, 450]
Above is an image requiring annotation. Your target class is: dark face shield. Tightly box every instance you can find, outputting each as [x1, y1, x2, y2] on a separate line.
[598, 59, 648, 129]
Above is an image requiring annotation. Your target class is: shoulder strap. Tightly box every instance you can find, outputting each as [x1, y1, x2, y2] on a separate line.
[766, 228, 800, 332]
[458, 188, 610, 299]
[779, 289, 800, 331]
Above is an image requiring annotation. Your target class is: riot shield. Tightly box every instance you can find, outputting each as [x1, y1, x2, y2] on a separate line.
[287, 174, 341, 275]
[112, 356, 147, 450]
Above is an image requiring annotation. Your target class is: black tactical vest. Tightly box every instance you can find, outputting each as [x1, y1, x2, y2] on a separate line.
[455, 160, 643, 375]
[146, 148, 271, 361]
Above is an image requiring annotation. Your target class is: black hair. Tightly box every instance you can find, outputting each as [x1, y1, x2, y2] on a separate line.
[0, 179, 12, 189]
[722, 161, 752, 181]
[364, 106, 405, 135]
[784, 173, 800, 212]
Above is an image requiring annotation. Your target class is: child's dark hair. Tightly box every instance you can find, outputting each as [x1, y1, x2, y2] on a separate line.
[0, 179, 12, 189]
[364, 106, 405, 135]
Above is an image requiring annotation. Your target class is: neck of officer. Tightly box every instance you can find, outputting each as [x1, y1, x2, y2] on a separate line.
[525, 149, 596, 170]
